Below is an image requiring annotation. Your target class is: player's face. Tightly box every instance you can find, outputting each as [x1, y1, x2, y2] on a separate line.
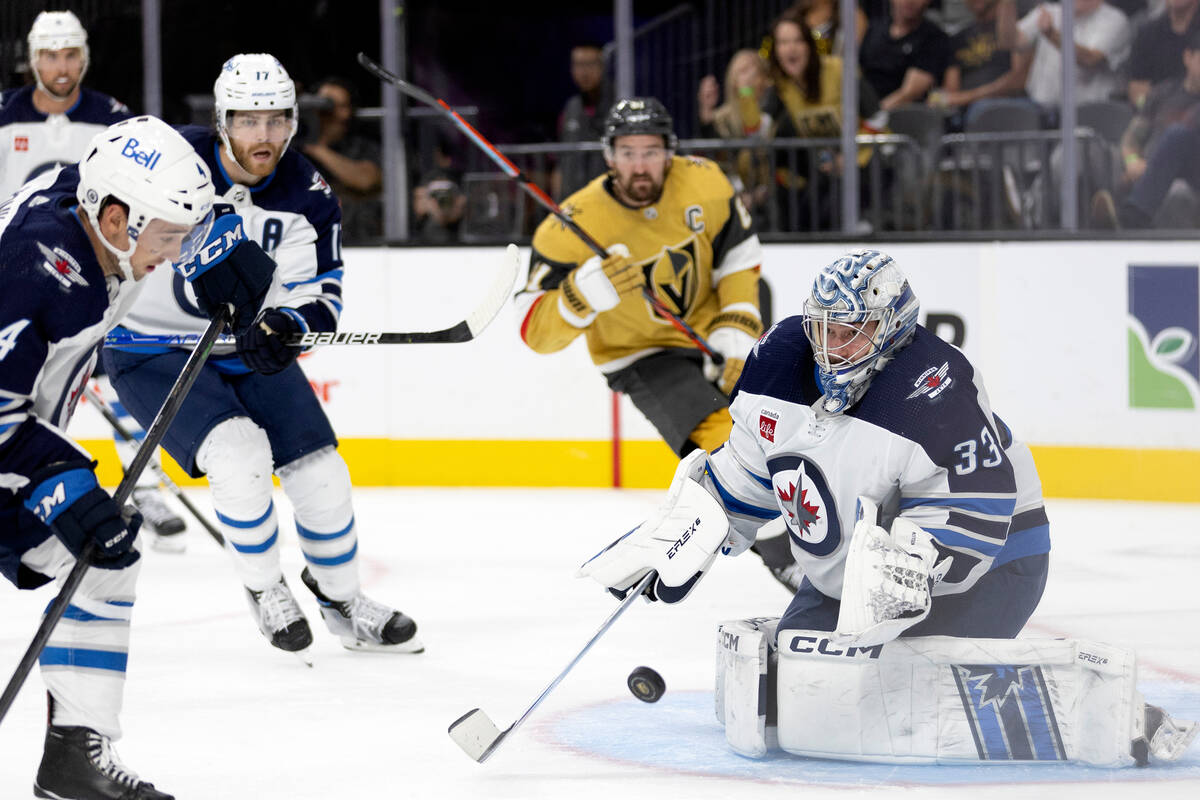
[608, 134, 669, 207]
[226, 110, 292, 177]
[772, 22, 810, 82]
[808, 317, 880, 368]
[129, 219, 196, 278]
[34, 48, 84, 99]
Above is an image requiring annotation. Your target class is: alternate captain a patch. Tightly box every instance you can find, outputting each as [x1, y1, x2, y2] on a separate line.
[951, 664, 1066, 761]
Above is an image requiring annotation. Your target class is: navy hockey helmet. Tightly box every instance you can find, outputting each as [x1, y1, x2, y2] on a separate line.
[602, 97, 678, 155]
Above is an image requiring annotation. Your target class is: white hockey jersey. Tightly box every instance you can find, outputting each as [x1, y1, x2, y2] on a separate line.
[0, 86, 131, 200]
[115, 126, 344, 362]
[707, 317, 1050, 600]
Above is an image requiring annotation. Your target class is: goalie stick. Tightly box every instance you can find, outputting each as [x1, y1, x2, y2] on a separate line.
[0, 308, 229, 726]
[104, 243, 521, 348]
[356, 53, 723, 366]
[447, 570, 656, 762]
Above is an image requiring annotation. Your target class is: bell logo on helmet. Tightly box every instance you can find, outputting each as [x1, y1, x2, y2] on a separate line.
[119, 138, 162, 170]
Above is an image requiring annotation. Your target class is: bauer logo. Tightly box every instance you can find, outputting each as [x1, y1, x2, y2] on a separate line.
[1128, 264, 1199, 409]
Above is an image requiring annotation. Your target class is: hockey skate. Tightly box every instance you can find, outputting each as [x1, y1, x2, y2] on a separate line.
[1131, 701, 1199, 766]
[131, 487, 186, 553]
[300, 567, 424, 653]
[34, 724, 174, 800]
[245, 576, 314, 665]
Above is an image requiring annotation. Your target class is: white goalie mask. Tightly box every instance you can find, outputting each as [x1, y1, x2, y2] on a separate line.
[77, 116, 217, 281]
[802, 250, 920, 414]
[27, 11, 90, 96]
[213, 53, 298, 171]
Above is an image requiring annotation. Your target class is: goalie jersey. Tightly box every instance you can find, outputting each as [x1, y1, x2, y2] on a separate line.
[517, 155, 763, 372]
[112, 126, 343, 365]
[0, 86, 131, 200]
[707, 317, 1050, 600]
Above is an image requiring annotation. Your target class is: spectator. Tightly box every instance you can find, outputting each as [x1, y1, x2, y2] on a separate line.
[301, 77, 383, 244]
[556, 42, 614, 198]
[1128, 0, 1200, 108]
[930, 0, 1033, 129]
[790, 0, 869, 56]
[860, 0, 954, 111]
[1093, 28, 1200, 226]
[1011, 0, 1132, 116]
[696, 49, 774, 213]
[412, 134, 466, 243]
[764, 7, 885, 229]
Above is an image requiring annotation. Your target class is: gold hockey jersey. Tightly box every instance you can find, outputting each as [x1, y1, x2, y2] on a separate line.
[517, 155, 763, 372]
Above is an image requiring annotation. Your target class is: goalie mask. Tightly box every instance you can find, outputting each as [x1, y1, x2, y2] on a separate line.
[213, 53, 298, 172]
[77, 116, 216, 281]
[27, 11, 89, 97]
[802, 250, 919, 414]
[602, 97, 678, 157]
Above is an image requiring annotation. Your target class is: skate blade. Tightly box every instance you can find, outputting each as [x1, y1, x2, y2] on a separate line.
[150, 532, 187, 554]
[448, 708, 503, 762]
[291, 646, 315, 667]
[339, 634, 425, 654]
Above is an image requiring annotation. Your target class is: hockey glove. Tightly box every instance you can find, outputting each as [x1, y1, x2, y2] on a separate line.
[703, 311, 763, 395]
[176, 206, 275, 335]
[558, 244, 642, 326]
[832, 497, 953, 647]
[236, 308, 304, 375]
[21, 460, 141, 570]
[577, 450, 729, 604]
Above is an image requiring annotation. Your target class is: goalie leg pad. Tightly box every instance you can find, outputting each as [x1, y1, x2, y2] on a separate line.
[774, 631, 1144, 767]
[715, 617, 779, 757]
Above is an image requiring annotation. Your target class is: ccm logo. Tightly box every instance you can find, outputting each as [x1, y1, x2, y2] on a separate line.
[787, 635, 882, 659]
[665, 517, 701, 560]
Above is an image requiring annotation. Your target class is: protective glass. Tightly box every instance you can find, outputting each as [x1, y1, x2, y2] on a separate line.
[225, 110, 295, 143]
[802, 303, 884, 370]
[135, 208, 215, 267]
[611, 144, 668, 165]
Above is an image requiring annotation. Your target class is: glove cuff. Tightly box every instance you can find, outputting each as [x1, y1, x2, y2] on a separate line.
[711, 310, 763, 339]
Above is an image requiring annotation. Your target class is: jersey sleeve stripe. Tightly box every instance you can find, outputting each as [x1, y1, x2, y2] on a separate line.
[991, 524, 1051, 568]
[923, 526, 1004, 557]
[711, 234, 763, 283]
[900, 495, 1017, 517]
[709, 468, 777, 519]
[283, 267, 344, 289]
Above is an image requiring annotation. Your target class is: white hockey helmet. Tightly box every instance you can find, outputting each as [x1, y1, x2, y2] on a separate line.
[802, 250, 920, 414]
[77, 116, 216, 281]
[27, 11, 90, 93]
[213, 53, 298, 164]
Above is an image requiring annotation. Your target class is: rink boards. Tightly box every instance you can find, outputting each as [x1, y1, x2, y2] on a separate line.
[72, 241, 1200, 501]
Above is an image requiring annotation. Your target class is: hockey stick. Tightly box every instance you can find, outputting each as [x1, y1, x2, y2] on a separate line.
[83, 385, 225, 548]
[447, 570, 656, 762]
[0, 308, 229, 726]
[356, 53, 723, 365]
[103, 243, 521, 349]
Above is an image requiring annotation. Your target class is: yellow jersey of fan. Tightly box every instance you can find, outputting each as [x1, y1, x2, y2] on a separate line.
[517, 154, 763, 372]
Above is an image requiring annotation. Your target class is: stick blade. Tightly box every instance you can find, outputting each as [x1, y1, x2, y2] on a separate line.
[465, 243, 521, 339]
[448, 708, 503, 762]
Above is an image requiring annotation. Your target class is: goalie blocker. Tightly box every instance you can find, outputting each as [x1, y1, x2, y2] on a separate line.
[715, 617, 1198, 767]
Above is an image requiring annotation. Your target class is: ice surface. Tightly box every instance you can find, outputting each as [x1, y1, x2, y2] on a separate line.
[2, 490, 1198, 798]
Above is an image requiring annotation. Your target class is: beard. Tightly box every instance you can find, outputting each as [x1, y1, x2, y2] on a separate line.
[43, 74, 80, 100]
[614, 171, 664, 206]
[229, 138, 284, 178]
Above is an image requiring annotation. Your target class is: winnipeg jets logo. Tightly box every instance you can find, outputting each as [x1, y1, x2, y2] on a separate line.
[766, 454, 841, 556]
[36, 242, 88, 288]
[753, 322, 781, 358]
[906, 362, 952, 399]
[309, 171, 332, 197]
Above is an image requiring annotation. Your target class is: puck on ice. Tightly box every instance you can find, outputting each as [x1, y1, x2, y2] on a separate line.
[627, 666, 666, 703]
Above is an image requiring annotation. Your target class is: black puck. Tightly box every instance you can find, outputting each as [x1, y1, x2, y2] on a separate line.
[627, 666, 666, 703]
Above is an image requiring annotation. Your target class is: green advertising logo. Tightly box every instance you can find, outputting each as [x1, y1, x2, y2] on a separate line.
[1128, 266, 1199, 410]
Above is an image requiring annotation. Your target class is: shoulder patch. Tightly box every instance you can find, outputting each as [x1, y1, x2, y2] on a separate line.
[36, 242, 89, 289]
[309, 170, 332, 197]
[905, 361, 953, 400]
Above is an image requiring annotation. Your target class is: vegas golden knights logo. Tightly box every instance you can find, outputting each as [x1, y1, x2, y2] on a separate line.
[643, 239, 700, 321]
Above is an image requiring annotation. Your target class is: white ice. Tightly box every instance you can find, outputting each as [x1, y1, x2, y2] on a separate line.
[2, 489, 1199, 799]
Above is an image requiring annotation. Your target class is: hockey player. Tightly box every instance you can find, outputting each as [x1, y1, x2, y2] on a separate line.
[0, 9, 189, 545]
[103, 54, 422, 661]
[579, 249, 1197, 767]
[517, 98, 807, 588]
[0, 116, 274, 800]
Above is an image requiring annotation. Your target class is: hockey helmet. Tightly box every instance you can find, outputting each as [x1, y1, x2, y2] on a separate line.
[213, 53, 298, 162]
[602, 97, 678, 155]
[802, 250, 920, 414]
[27, 11, 89, 93]
[77, 116, 216, 280]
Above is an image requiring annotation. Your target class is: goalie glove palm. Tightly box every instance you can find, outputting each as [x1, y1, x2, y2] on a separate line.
[577, 450, 729, 603]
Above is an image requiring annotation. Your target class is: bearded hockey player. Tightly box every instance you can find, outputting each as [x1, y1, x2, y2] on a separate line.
[103, 54, 422, 662]
[0, 115, 273, 800]
[579, 249, 1198, 768]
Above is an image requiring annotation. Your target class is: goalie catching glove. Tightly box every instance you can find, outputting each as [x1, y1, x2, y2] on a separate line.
[703, 310, 763, 395]
[558, 244, 644, 327]
[578, 450, 729, 603]
[832, 497, 953, 647]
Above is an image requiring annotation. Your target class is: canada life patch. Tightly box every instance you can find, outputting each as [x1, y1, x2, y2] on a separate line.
[14, 136, 29, 151]
[906, 362, 952, 399]
[759, 409, 778, 442]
